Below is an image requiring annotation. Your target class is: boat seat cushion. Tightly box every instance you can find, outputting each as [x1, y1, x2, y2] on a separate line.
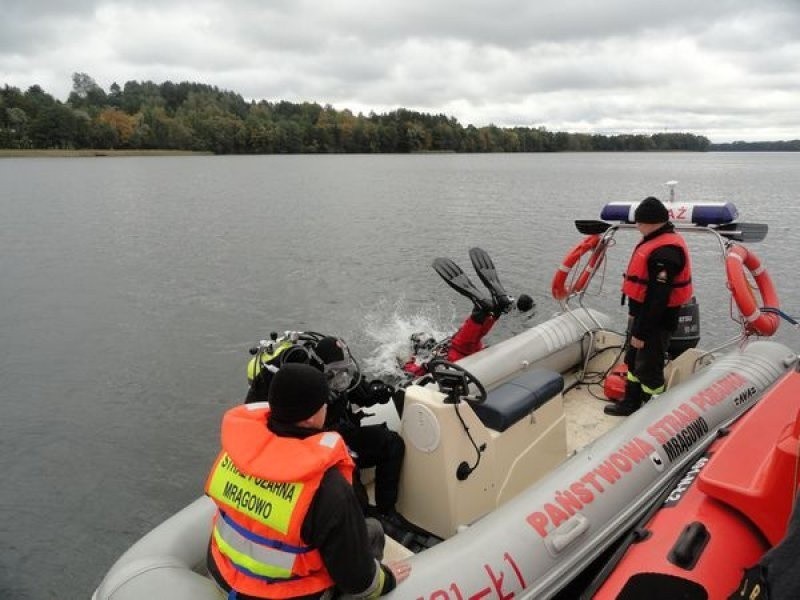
[472, 369, 564, 432]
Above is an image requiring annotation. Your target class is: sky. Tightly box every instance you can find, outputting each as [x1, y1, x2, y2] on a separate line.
[2, 0, 799, 143]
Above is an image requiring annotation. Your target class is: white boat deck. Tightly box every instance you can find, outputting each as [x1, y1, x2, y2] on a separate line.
[563, 379, 622, 454]
[562, 337, 712, 454]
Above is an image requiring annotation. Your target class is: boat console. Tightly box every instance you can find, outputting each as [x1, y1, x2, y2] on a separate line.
[397, 366, 568, 540]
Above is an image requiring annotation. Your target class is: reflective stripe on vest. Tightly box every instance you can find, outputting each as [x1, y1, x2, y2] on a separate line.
[207, 453, 303, 535]
[212, 511, 311, 581]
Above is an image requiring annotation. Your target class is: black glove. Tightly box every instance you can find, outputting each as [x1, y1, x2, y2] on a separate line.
[368, 379, 394, 404]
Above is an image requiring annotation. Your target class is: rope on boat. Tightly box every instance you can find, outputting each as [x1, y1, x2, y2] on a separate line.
[760, 306, 799, 328]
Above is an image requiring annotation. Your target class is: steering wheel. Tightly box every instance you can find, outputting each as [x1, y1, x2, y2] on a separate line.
[427, 360, 487, 404]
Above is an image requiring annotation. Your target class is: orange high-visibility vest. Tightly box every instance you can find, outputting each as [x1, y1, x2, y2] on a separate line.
[622, 231, 693, 307]
[205, 404, 354, 598]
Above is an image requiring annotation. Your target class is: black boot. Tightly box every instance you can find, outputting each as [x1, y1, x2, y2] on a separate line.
[604, 399, 641, 416]
[604, 380, 642, 417]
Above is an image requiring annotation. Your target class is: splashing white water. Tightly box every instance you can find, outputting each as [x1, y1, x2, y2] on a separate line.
[360, 298, 459, 378]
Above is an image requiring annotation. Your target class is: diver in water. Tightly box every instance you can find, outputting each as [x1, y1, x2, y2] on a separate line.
[401, 247, 535, 378]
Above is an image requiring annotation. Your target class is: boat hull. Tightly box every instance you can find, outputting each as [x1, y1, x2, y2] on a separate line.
[91, 497, 217, 600]
[592, 369, 800, 600]
[92, 341, 797, 600]
[389, 340, 796, 599]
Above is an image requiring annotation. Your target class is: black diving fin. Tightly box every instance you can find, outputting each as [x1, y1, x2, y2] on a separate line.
[468, 247, 513, 312]
[432, 257, 493, 310]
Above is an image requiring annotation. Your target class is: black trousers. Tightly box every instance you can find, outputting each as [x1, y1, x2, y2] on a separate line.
[624, 322, 672, 396]
[341, 423, 405, 513]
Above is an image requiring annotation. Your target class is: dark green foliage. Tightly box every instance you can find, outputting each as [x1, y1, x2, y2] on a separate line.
[710, 140, 800, 151]
[68, 72, 107, 113]
[0, 74, 760, 154]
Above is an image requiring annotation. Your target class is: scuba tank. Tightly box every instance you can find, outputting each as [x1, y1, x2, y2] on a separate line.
[245, 330, 363, 403]
[245, 331, 325, 403]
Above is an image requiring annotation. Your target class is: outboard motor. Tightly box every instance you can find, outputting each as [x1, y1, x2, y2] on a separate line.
[668, 296, 701, 359]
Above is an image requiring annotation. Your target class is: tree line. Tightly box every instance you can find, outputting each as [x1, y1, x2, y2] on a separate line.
[709, 140, 800, 151]
[0, 72, 728, 154]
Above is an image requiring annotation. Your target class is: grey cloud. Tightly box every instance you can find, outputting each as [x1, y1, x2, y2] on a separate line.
[0, 2, 99, 53]
[297, 0, 760, 48]
[1, 0, 798, 141]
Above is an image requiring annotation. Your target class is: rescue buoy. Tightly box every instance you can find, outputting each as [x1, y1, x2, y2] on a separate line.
[551, 234, 603, 300]
[725, 244, 780, 336]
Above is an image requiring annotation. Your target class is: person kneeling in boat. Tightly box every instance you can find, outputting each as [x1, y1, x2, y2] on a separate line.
[247, 334, 407, 533]
[206, 363, 411, 600]
[310, 337, 409, 530]
[605, 196, 693, 417]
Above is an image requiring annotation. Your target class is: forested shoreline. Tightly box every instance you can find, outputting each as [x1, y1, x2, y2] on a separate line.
[1, 73, 794, 154]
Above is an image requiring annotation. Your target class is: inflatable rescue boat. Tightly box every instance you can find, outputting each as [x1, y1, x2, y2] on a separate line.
[92, 193, 797, 600]
[587, 368, 800, 600]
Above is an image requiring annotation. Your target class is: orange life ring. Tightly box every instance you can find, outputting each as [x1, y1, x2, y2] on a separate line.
[725, 244, 780, 336]
[551, 234, 603, 300]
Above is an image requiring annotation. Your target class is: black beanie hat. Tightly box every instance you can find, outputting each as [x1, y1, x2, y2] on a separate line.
[634, 196, 669, 224]
[268, 363, 329, 424]
[313, 336, 346, 364]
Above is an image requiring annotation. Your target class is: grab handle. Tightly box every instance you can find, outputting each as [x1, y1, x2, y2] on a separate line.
[546, 513, 590, 555]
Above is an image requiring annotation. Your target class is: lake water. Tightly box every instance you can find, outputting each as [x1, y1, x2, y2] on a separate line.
[1, 152, 798, 599]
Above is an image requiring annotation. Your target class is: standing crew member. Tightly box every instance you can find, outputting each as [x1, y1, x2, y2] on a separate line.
[206, 363, 411, 599]
[605, 196, 693, 417]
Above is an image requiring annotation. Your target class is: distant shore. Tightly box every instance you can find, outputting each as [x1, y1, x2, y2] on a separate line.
[0, 149, 213, 158]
